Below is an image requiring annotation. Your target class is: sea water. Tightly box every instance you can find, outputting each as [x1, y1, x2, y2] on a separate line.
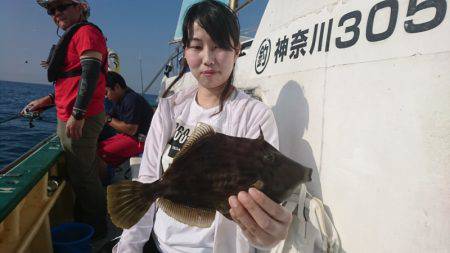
[0, 80, 56, 169]
[0, 80, 158, 169]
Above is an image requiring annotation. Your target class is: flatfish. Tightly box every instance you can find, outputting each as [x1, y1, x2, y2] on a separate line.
[107, 123, 312, 229]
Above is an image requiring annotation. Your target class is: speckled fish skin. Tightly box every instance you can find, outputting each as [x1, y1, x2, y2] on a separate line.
[149, 131, 312, 217]
[107, 125, 313, 229]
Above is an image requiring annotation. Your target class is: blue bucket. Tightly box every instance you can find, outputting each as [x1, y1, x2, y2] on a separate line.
[51, 222, 94, 253]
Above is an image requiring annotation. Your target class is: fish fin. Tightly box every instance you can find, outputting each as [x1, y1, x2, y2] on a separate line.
[157, 198, 216, 228]
[107, 180, 156, 229]
[251, 179, 264, 190]
[223, 212, 232, 220]
[173, 122, 215, 161]
[217, 202, 232, 220]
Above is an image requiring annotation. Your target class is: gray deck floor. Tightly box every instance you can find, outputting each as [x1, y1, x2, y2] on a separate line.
[91, 163, 130, 253]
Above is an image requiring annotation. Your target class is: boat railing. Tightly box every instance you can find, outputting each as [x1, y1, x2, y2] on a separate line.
[0, 134, 68, 252]
[235, 0, 255, 12]
[0, 134, 58, 174]
[142, 50, 183, 95]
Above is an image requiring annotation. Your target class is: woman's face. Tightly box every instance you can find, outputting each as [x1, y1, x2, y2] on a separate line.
[184, 22, 239, 92]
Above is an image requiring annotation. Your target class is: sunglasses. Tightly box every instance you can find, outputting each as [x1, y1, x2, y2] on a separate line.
[47, 3, 78, 16]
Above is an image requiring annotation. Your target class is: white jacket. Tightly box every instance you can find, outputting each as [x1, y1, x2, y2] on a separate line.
[114, 85, 279, 253]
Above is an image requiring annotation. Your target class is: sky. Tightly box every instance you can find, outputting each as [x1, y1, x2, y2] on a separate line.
[0, 0, 268, 94]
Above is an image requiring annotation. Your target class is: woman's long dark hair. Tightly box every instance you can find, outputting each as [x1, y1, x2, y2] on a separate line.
[162, 0, 240, 114]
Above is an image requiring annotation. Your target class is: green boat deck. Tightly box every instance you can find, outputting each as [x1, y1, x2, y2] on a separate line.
[0, 135, 63, 221]
[0, 135, 67, 253]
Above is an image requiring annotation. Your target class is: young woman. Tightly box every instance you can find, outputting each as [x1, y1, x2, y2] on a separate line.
[114, 1, 292, 252]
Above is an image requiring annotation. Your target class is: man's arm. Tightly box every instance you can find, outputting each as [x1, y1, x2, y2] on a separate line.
[106, 116, 138, 136]
[107, 94, 144, 136]
[71, 50, 103, 119]
[65, 50, 103, 139]
[21, 94, 54, 115]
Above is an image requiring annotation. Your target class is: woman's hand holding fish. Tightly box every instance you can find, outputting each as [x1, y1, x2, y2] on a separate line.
[228, 188, 292, 248]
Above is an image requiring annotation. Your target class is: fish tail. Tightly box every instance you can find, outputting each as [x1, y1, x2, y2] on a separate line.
[107, 180, 161, 229]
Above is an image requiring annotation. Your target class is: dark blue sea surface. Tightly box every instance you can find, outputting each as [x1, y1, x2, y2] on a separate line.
[0, 80, 56, 169]
[0, 80, 159, 169]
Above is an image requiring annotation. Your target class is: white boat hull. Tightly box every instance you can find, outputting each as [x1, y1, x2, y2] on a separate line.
[234, 0, 450, 252]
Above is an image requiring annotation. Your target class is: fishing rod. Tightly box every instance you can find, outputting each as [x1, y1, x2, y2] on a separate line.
[0, 104, 55, 128]
[0, 115, 21, 124]
[22, 104, 55, 128]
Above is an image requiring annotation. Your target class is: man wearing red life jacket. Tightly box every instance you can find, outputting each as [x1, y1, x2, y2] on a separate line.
[23, 0, 108, 238]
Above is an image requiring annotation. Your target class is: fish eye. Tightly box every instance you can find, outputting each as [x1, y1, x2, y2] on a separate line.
[263, 151, 275, 163]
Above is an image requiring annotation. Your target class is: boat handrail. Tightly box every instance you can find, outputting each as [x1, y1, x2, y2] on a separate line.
[0, 134, 63, 222]
[142, 50, 183, 95]
[0, 133, 58, 174]
[236, 0, 255, 12]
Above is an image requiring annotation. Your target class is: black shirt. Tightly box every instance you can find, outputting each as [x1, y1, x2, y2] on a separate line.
[108, 89, 154, 137]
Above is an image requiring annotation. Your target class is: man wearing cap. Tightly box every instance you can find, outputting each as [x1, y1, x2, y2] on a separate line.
[23, 0, 108, 238]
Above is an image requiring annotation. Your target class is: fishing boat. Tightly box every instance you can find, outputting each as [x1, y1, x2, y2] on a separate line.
[1, 0, 449, 252]
[163, 0, 450, 252]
